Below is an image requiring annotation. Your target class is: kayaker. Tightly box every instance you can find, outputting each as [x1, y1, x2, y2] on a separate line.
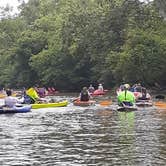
[98, 83, 104, 92]
[23, 87, 46, 104]
[4, 89, 23, 108]
[88, 84, 95, 93]
[134, 83, 142, 92]
[117, 84, 135, 106]
[37, 87, 47, 98]
[80, 87, 91, 101]
[137, 87, 151, 100]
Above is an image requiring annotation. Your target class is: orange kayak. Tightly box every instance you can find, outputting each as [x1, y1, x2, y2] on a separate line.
[73, 100, 96, 106]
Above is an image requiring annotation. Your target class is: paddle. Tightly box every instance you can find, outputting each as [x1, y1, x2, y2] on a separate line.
[154, 101, 166, 108]
[72, 98, 80, 102]
[99, 100, 112, 106]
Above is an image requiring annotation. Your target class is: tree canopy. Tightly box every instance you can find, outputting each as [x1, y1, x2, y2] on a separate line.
[0, 0, 165, 91]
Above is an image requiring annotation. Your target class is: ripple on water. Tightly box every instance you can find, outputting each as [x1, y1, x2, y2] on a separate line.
[0, 96, 165, 165]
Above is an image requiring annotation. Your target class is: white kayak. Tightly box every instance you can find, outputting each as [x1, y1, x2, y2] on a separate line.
[136, 100, 153, 107]
[117, 105, 137, 112]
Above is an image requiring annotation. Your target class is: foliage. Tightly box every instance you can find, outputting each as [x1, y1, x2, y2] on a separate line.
[0, 0, 165, 90]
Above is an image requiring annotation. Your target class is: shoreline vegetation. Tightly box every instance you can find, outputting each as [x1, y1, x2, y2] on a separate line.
[0, 0, 166, 91]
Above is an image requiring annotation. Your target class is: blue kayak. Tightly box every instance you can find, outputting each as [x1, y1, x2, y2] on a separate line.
[0, 105, 31, 114]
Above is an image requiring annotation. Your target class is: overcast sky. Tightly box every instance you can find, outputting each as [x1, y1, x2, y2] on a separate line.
[0, 0, 153, 7]
[0, 0, 29, 14]
[0, 0, 153, 14]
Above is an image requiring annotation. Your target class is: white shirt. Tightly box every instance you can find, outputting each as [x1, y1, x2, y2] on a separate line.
[98, 85, 104, 91]
[4, 96, 20, 108]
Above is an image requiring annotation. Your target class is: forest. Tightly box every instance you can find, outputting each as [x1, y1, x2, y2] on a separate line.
[0, 0, 166, 91]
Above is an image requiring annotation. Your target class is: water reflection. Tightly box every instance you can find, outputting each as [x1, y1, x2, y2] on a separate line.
[118, 111, 135, 144]
[154, 107, 166, 165]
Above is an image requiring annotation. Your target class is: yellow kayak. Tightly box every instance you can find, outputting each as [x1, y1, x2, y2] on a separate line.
[0, 93, 17, 98]
[31, 100, 68, 109]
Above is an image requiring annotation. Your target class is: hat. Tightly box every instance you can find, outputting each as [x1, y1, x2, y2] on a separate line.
[83, 87, 87, 91]
[124, 84, 130, 89]
[6, 89, 12, 96]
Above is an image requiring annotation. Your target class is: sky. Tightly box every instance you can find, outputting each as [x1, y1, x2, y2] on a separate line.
[0, 0, 153, 14]
[0, 0, 29, 14]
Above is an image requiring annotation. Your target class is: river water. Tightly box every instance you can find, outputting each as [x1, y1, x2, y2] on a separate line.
[0, 94, 166, 166]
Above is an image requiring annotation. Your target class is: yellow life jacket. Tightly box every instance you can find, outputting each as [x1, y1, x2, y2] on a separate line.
[26, 88, 39, 101]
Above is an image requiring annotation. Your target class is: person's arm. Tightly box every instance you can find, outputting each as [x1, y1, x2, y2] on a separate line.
[88, 91, 92, 99]
[16, 97, 24, 103]
[147, 93, 151, 99]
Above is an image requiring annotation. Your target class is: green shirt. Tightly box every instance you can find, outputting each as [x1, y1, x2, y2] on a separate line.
[117, 90, 135, 104]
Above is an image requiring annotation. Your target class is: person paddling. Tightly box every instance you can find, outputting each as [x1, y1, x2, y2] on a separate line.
[88, 84, 95, 93]
[117, 84, 135, 106]
[98, 83, 104, 92]
[79, 87, 91, 101]
[137, 87, 151, 100]
[23, 87, 47, 104]
[4, 89, 23, 108]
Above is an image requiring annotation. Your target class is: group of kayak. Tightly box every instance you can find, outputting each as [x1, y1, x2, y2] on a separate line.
[73, 83, 109, 106]
[74, 83, 153, 109]
[0, 83, 153, 113]
[0, 87, 67, 114]
[116, 83, 153, 111]
[0, 83, 107, 112]
[117, 83, 152, 106]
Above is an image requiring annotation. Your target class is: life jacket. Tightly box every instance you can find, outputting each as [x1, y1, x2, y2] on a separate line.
[117, 90, 135, 105]
[88, 87, 95, 93]
[141, 92, 147, 100]
[138, 92, 149, 100]
[23, 94, 35, 104]
[26, 88, 39, 101]
[80, 91, 89, 101]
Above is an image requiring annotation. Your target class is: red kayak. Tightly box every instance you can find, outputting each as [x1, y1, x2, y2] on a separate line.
[45, 91, 59, 96]
[73, 100, 96, 106]
[91, 89, 108, 96]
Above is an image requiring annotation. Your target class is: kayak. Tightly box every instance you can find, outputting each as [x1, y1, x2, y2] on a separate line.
[73, 100, 96, 106]
[31, 100, 68, 109]
[117, 105, 137, 112]
[45, 91, 59, 96]
[136, 100, 153, 107]
[0, 105, 31, 114]
[91, 89, 107, 96]
[0, 93, 17, 99]
[0, 94, 6, 99]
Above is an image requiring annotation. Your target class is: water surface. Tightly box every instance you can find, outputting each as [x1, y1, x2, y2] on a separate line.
[0, 95, 166, 166]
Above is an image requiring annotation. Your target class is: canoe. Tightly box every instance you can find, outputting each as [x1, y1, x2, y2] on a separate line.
[73, 100, 96, 106]
[0, 105, 31, 114]
[31, 100, 68, 109]
[136, 100, 153, 107]
[117, 105, 137, 112]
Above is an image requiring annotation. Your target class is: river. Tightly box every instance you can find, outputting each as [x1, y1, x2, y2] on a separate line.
[0, 94, 166, 166]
